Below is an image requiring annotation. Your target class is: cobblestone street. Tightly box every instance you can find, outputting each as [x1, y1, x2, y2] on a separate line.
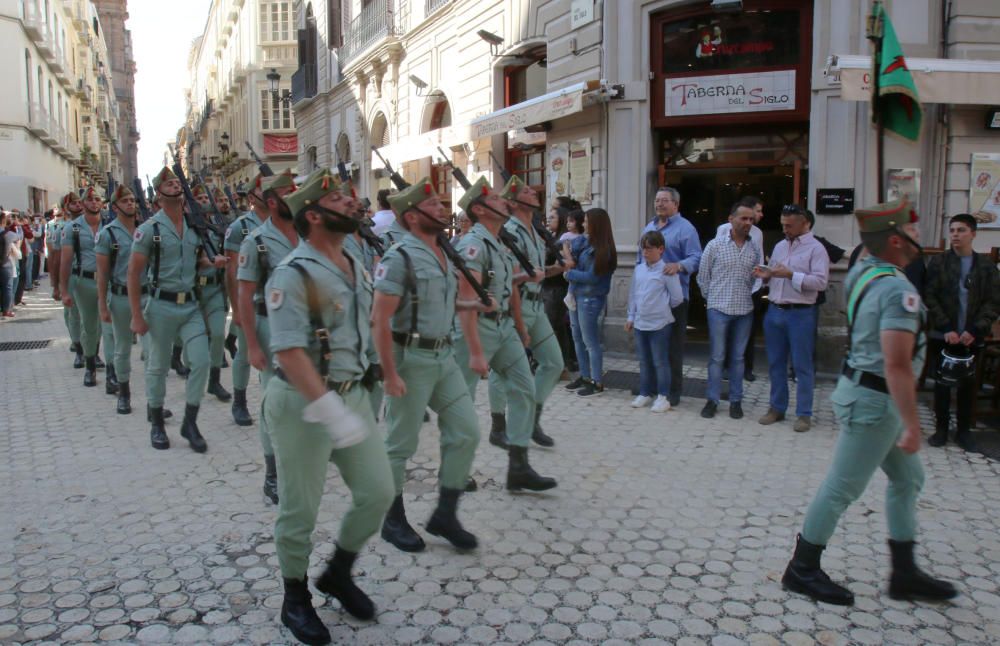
[3, 281, 1000, 645]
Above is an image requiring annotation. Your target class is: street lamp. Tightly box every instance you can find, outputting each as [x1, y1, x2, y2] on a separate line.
[220, 132, 230, 154]
[266, 68, 293, 106]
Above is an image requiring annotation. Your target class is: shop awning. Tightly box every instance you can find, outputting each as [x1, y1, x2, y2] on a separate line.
[373, 121, 475, 167]
[469, 80, 604, 139]
[827, 54, 1000, 105]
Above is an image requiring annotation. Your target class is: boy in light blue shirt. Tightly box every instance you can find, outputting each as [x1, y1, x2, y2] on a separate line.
[626, 231, 684, 412]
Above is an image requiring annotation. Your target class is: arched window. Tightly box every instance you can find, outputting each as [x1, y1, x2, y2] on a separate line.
[24, 51, 32, 121]
[371, 113, 389, 149]
[306, 145, 318, 172]
[336, 132, 351, 163]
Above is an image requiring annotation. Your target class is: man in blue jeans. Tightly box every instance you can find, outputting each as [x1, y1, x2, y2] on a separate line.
[754, 205, 830, 432]
[697, 202, 761, 419]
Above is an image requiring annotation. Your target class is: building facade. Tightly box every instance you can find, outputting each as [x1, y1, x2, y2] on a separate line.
[1, 0, 128, 212]
[177, 0, 299, 187]
[92, 0, 138, 183]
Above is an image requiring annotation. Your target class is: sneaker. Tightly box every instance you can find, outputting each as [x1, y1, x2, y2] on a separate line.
[577, 381, 604, 397]
[759, 409, 786, 425]
[793, 416, 811, 433]
[729, 401, 744, 419]
[631, 395, 653, 408]
[565, 376, 587, 390]
[700, 400, 717, 418]
[650, 396, 671, 413]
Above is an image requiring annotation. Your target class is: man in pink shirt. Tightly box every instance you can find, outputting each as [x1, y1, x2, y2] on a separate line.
[753, 204, 830, 432]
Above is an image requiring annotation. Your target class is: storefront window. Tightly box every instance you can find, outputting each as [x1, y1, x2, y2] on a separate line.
[660, 10, 800, 75]
[662, 130, 807, 168]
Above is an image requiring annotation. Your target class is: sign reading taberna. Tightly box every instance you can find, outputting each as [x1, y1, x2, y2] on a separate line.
[665, 70, 796, 117]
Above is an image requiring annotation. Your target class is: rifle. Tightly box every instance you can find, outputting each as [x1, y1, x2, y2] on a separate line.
[436, 148, 535, 277]
[145, 175, 155, 204]
[246, 141, 274, 177]
[133, 178, 152, 222]
[487, 151, 564, 266]
[373, 146, 492, 306]
[337, 161, 385, 256]
[167, 146, 223, 260]
[223, 185, 239, 213]
[488, 151, 512, 183]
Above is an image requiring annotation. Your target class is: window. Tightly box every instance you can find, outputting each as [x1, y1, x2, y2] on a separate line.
[260, 89, 294, 130]
[24, 51, 32, 120]
[260, 1, 292, 42]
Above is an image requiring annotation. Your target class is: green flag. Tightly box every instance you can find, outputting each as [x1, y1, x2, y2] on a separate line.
[869, 1, 922, 141]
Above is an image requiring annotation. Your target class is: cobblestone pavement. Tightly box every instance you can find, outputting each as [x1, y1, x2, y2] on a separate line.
[3, 280, 1000, 645]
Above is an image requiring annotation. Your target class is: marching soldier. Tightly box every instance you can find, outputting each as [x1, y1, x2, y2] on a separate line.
[225, 175, 265, 426]
[190, 183, 232, 402]
[373, 179, 485, 553]
[779, 199, 957, 606]
[453, 177, 556, 492]
[59, 186, 107, 388]
[96, 185, 143, 413]
[345, 197, 385, 420]
[487, 175, 565, 448]
[261, 169, 392, 645]
[127, 167, 223, 452]
[238, 170, 298, 505]
[50, 193, 84, 369]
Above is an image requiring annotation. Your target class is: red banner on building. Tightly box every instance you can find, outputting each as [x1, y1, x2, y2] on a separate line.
[263, 134, 298, 155]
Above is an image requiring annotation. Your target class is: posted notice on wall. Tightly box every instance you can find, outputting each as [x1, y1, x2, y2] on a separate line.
[548, 143, 569, 201]
[970, 153, 1000, 229]
[886, 168, 920, 205]
[569, 138, 592, 204]
[664, 70, 796, 118]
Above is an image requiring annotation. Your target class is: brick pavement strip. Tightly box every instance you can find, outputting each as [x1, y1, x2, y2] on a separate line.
[3, 280, 1000, 645]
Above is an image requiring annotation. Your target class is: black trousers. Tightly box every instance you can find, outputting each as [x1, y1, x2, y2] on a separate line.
[14, 256, 27, 304]
[928, 338, 979, 433]
[542, 283, 576, 369]
[669, 300, 690, 400]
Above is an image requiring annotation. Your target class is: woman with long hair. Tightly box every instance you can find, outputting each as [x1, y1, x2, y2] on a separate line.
[564, 208, 617, 396]
[542, 204, 577, 372]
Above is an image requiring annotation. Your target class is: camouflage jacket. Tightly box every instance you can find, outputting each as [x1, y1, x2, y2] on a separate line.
[924, 250, 1000, 339]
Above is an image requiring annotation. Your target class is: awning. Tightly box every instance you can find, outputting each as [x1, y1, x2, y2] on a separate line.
[827, 55, 1000, 105]
[372, 121, 475, 168]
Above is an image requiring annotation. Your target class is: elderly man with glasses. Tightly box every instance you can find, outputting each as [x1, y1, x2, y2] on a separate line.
[753, 204, 830, 432]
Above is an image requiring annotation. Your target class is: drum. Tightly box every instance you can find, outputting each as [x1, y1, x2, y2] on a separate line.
[937, 348, 976, 386]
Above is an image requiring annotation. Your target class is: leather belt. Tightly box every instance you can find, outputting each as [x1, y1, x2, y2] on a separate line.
[521, 291, 543, 303]
[110, 284, 148, 296]
[275, 366, 359, 395]
[256, 302, 269, 317]
[483, 310, 511, 321]
[841, 364, 888, 394]
[153, 289, 196, 305]
[198, 274, 223, 287]
[72, 269, 96, 279]
[773, 302, 814, 310]
[392, 331, 452, 350]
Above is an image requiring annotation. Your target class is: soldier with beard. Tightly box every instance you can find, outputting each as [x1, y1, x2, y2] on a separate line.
[50, 193, 85, 369]
[190, 183, 232, 402]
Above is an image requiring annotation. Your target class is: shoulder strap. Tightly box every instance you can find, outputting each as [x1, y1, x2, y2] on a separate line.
[845, 266, 898, 354]
[254, 232, 271, 291]
[72, 223, 81, 272]
[106, 227, 119, 280]
[240, 215, 251, 237]
[151, 222, 162, 289]
[480, 237, 494, 292]
[396, 247, 419, 335]
[287, 260, 330, 379]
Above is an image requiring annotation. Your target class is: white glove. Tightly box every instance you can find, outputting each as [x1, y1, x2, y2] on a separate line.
[564, 292, 577, 312]
[302, 391, 368, 449]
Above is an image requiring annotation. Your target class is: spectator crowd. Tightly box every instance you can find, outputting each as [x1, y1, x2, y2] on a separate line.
[1, 208, 49, 317]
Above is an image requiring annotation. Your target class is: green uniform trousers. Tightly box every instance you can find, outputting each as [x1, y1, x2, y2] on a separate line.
[263, 380, 394, 579]
[142, 297, 210, 407]
[69, 275, 101, 356]
[196, 285, 228, 369]
[455, 317, 536, 447]
[231, 322, 251, 390]
[101, 320, 114, 365]
[107, 293, 135, 381]
[64, 303, 81, 345]
[385, 345, 480, 494]
[488, 300, 564, 415]
[369, 382, 384, 422]
[801, 377, 925, 544]
[255, 314, 274, 458]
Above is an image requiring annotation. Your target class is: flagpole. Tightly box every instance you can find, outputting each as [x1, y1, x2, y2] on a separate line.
[867, 1, 885, 200]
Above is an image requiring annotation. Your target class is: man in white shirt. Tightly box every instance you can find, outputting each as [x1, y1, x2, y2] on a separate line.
[716, 196, 765, 381]
[371, 189, 396, 236]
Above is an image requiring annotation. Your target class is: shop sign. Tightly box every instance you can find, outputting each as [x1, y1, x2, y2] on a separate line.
[969, 153, 1000, 229]
[470, 85, 586, 139]
[263, 133, 298, 155]
[570, 0, 594, 29]
[815, 189, 855, 215]
[659, 10, 800, 75]
[665, 70, 795, 117]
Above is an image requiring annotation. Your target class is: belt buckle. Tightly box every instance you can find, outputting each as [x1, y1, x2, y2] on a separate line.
[177, 292, 187, 305]
[432, 337, 447, 350]
[199, 276, 208, 286]
[257, 244, 267, 254]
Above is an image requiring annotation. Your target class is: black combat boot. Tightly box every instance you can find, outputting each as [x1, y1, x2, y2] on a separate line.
[149, 407, 169, 450]
[887, 539, 958, 601]
[147, 404, 173, 421]
[506, 446, 557, 492]
[83, 356, 98, 387]
[180, 404, 208, 453]
[232, 389, 254, 426]
[781, 534, 854, 606]
[105, 364, 120, 395]
[314, 546, 375, 620]
[73, 343, 84, 369]
[280, 577, 331, 646]
[224, 331, 238, 359]
[425, 487, 478, 550]
[171, 345, 190, 377]
[531, 405, 554, 447]
[116, 381, 132, 415]
[489, 412, 509, 449]
[94, 354, 105, 369]
[381, 495, 425, 552]
[263, 454, 278, 505]
[207, 367, 232, 402]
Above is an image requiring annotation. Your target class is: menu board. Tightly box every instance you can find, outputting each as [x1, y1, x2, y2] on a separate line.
[970, 153, 1000, 229]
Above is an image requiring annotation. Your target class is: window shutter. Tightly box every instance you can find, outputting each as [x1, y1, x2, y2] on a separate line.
[327, 0, 343, 49]
[297, 28, 307, 66]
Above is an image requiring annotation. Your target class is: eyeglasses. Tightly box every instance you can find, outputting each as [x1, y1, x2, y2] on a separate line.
[782, 204, 806, 215]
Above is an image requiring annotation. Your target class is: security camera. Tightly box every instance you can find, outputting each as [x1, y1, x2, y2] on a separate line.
[477, 30, 504, 47]
[409, 75, 428, 90]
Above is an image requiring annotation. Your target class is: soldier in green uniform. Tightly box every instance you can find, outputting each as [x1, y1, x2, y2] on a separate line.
[486, 175, 565, 448]
[59, 186, 107, 388]
[261, 169, 393, 645]
[96, 185, 143, 414]
[238, 170, 298, 505]
[780, 199, 958, 606]
[345, 197, 385, 420]
[373, 178, 488, 553]
[50, 193, 85, 369]
[189, 183, 232, 402]
[453, 177, 556, 492]
[128, 167, 224, 452]
[225, 174, 265, 426]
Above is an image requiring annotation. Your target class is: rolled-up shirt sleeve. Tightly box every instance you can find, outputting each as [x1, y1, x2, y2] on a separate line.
[791, 244, 829, 293]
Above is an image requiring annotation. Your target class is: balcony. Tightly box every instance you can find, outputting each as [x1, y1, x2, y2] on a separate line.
[262, 42, 297, 67]
[23, 1, 43, 39]
[35, 24, 53, 57]
[28, 102, 51, 137]
[291, 64, 318, 103]
[425, 0, 451, 17]
[340, 0, 403, 66]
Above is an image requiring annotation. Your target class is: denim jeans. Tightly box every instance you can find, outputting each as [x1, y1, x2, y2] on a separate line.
[23, 251, 34, 290]
[0, 264, 12, 312]
[764, 304, 817, 417]
[634, 324, 671, 396]
[706, 309, 753, 404]
[569, 295, 606, 382]
[668, 301, 689, 400]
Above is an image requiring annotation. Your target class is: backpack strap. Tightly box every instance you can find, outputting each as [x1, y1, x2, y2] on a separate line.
[396, 247, 419, 336]
[845, 266, 898, 356]
[287, 260, 330, 379]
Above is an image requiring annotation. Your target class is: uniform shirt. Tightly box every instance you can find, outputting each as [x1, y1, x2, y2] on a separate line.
[503, 216, 546, 298]
[374, 233, 457, 338]
[95, 218, 141, 287]
[60, 214, 102, 273]
[640, 213, 702, 299]
[344, 233, 378, 274]
[237, 218, 297, 304]
[197, 223, 226, 279]
[381, 220, 408, 249]
[766, 231, 829, 305]
[697, 233, 761, 316]
[265, 241, 375, 381]
[627, 259, 683, 331]
[455, 223, 514, 313]
[844, 256, 926, 377]
[131, 209, 203, 293]
[224, 210, 263, 254]
[47, 220, 64, 251]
